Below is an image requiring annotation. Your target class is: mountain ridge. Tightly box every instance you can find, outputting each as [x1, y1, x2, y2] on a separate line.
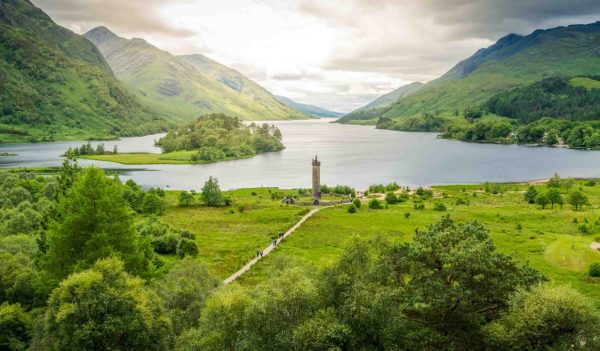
[339, 21, 600, 124]
[85, 26, 308, 121]
[0, 0, 168, 143]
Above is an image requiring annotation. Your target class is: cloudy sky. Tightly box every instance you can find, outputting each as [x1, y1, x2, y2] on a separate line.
[33, 0, 600, 112]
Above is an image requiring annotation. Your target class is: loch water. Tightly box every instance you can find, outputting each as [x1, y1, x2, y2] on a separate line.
[1, 119, 600, 190]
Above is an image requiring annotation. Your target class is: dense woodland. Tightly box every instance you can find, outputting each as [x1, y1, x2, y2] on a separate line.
[377, 76, 600, 149]
[486, 77, 600, 123]
[1, 160, 599, 350]
[156, 114, 284, 162]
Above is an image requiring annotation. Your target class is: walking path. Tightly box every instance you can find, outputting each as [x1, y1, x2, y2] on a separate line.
[223, 206, 327, 284]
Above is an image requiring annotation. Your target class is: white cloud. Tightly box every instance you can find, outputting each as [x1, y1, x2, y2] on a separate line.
[32, 0, 600, 112]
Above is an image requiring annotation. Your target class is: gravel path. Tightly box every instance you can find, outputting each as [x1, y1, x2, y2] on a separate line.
[223, 206, 326, 284]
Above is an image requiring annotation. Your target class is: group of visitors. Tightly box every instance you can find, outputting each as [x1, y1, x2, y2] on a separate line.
[256, 232, 286, 259]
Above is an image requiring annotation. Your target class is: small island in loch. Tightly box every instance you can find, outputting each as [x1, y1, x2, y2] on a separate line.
[72, 114, 285, 164]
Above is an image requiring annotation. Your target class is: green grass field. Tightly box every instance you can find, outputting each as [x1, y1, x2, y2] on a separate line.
[228, 182, 600, 301]
[158, 188, 319, 279]
[81, 151, 254, 165]
[569, 76, 600, 90]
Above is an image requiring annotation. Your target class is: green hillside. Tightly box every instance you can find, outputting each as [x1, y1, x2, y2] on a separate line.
[0, 0, 169, 143]
[339, 81, 423, 122]
[340, 22, 600, 124]
[85, 27, 308, 121]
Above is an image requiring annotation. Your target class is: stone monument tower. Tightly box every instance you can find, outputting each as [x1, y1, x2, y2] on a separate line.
[312, 156, 321, 202]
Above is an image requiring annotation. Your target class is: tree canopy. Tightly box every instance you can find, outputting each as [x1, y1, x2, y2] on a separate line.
[42, 257, 173, 350]
[156, 114, 284, 162]
[45, 167, 150, 277]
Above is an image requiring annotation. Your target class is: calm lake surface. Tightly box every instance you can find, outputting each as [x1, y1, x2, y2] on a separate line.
[1, 119, 600, 190]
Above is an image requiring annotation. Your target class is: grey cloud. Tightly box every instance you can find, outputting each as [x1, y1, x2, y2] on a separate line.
[31, 0, 196, 37]
[304, 0, 600, 81]
[300, 0, 600, 40]
[270, 70, 324, 81]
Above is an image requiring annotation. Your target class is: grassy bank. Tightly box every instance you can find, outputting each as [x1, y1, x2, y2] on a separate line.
[80, 151, 254, 165]
[233, 182, 600, 300]
[157, 188, 317, 279]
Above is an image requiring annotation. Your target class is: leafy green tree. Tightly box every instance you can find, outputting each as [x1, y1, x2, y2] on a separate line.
[369, 198, 382, 209]
[569, 191, 589, 210]
[179, 285, 252, 351]
[546, 188, 562, 209]
[589, 262, 600, 277]
[0, 234, 37, 257]
[535, 193, 549, 209]
[0, 253, 45, 308]
[177, 238, 199, 258]
[151, 234, 180, 254]
[545, 129, 559, 145]
[178, 191, 194, 207]
[7, 187, 30, 207]
[243, 268, 320, 351]
[433, 202, 447, 211]
[484, 285, 600, 350]
[42, 258, 173, 350]
[524, 186, 538, 204]
[201, 176, 225, 207]
[0, 302, 32, 351]
[317, 217, 544, 350]
[547, 173, 561, 188]
[157, 258, 220, 334]
[142, 192, 166, 215]
[45, 167, 150, 277]
[56, 154, 80, 197]
[292, 308, 351, 351]
[464, 106, 483, 122]
[385, 192, 398, 204]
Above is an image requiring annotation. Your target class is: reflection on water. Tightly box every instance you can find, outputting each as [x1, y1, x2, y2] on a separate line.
[1, 119, 599, 190]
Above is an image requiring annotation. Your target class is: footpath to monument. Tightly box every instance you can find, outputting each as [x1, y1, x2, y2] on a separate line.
[223, 206, 326, 284]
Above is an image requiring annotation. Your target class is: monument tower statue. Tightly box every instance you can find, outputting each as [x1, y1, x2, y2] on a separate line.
[312, 156, 321, 203]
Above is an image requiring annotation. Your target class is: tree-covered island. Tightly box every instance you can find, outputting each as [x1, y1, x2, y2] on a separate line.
[75, 114, 285, 164]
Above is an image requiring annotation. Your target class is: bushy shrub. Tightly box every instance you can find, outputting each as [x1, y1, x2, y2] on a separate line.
[414, 203, 425, 210]
[352, 198, 361, 208]
[178, 191, 194, 207]
[177, 238, 199, 258]
[369, 199, 382, 209]
[434, 202, 447, 211]
[455, 197, 470, 206]
[385, 192, 398, 205]
[151, 233, 180, 254]
[415, 187, 433, 198]
[180, 230, 196, 240]
[589, 262, 600, 277]
[347, 204, 357, 213]
[398, 192, 410, 202]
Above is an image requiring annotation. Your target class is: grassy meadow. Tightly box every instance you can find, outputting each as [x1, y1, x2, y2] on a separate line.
[81, 151, 256, 165]
[157, 187, 316, 279]
[160, 181, 600, 301]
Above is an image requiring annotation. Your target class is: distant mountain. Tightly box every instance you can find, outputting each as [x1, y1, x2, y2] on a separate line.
[274, 96, 343, 118]
[0, 0, 167, 143]
[340, 22, 600, 124]
[85, 27, 307, 121]
[359, 82, 424, 111]
[338, 82, 423, 122]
